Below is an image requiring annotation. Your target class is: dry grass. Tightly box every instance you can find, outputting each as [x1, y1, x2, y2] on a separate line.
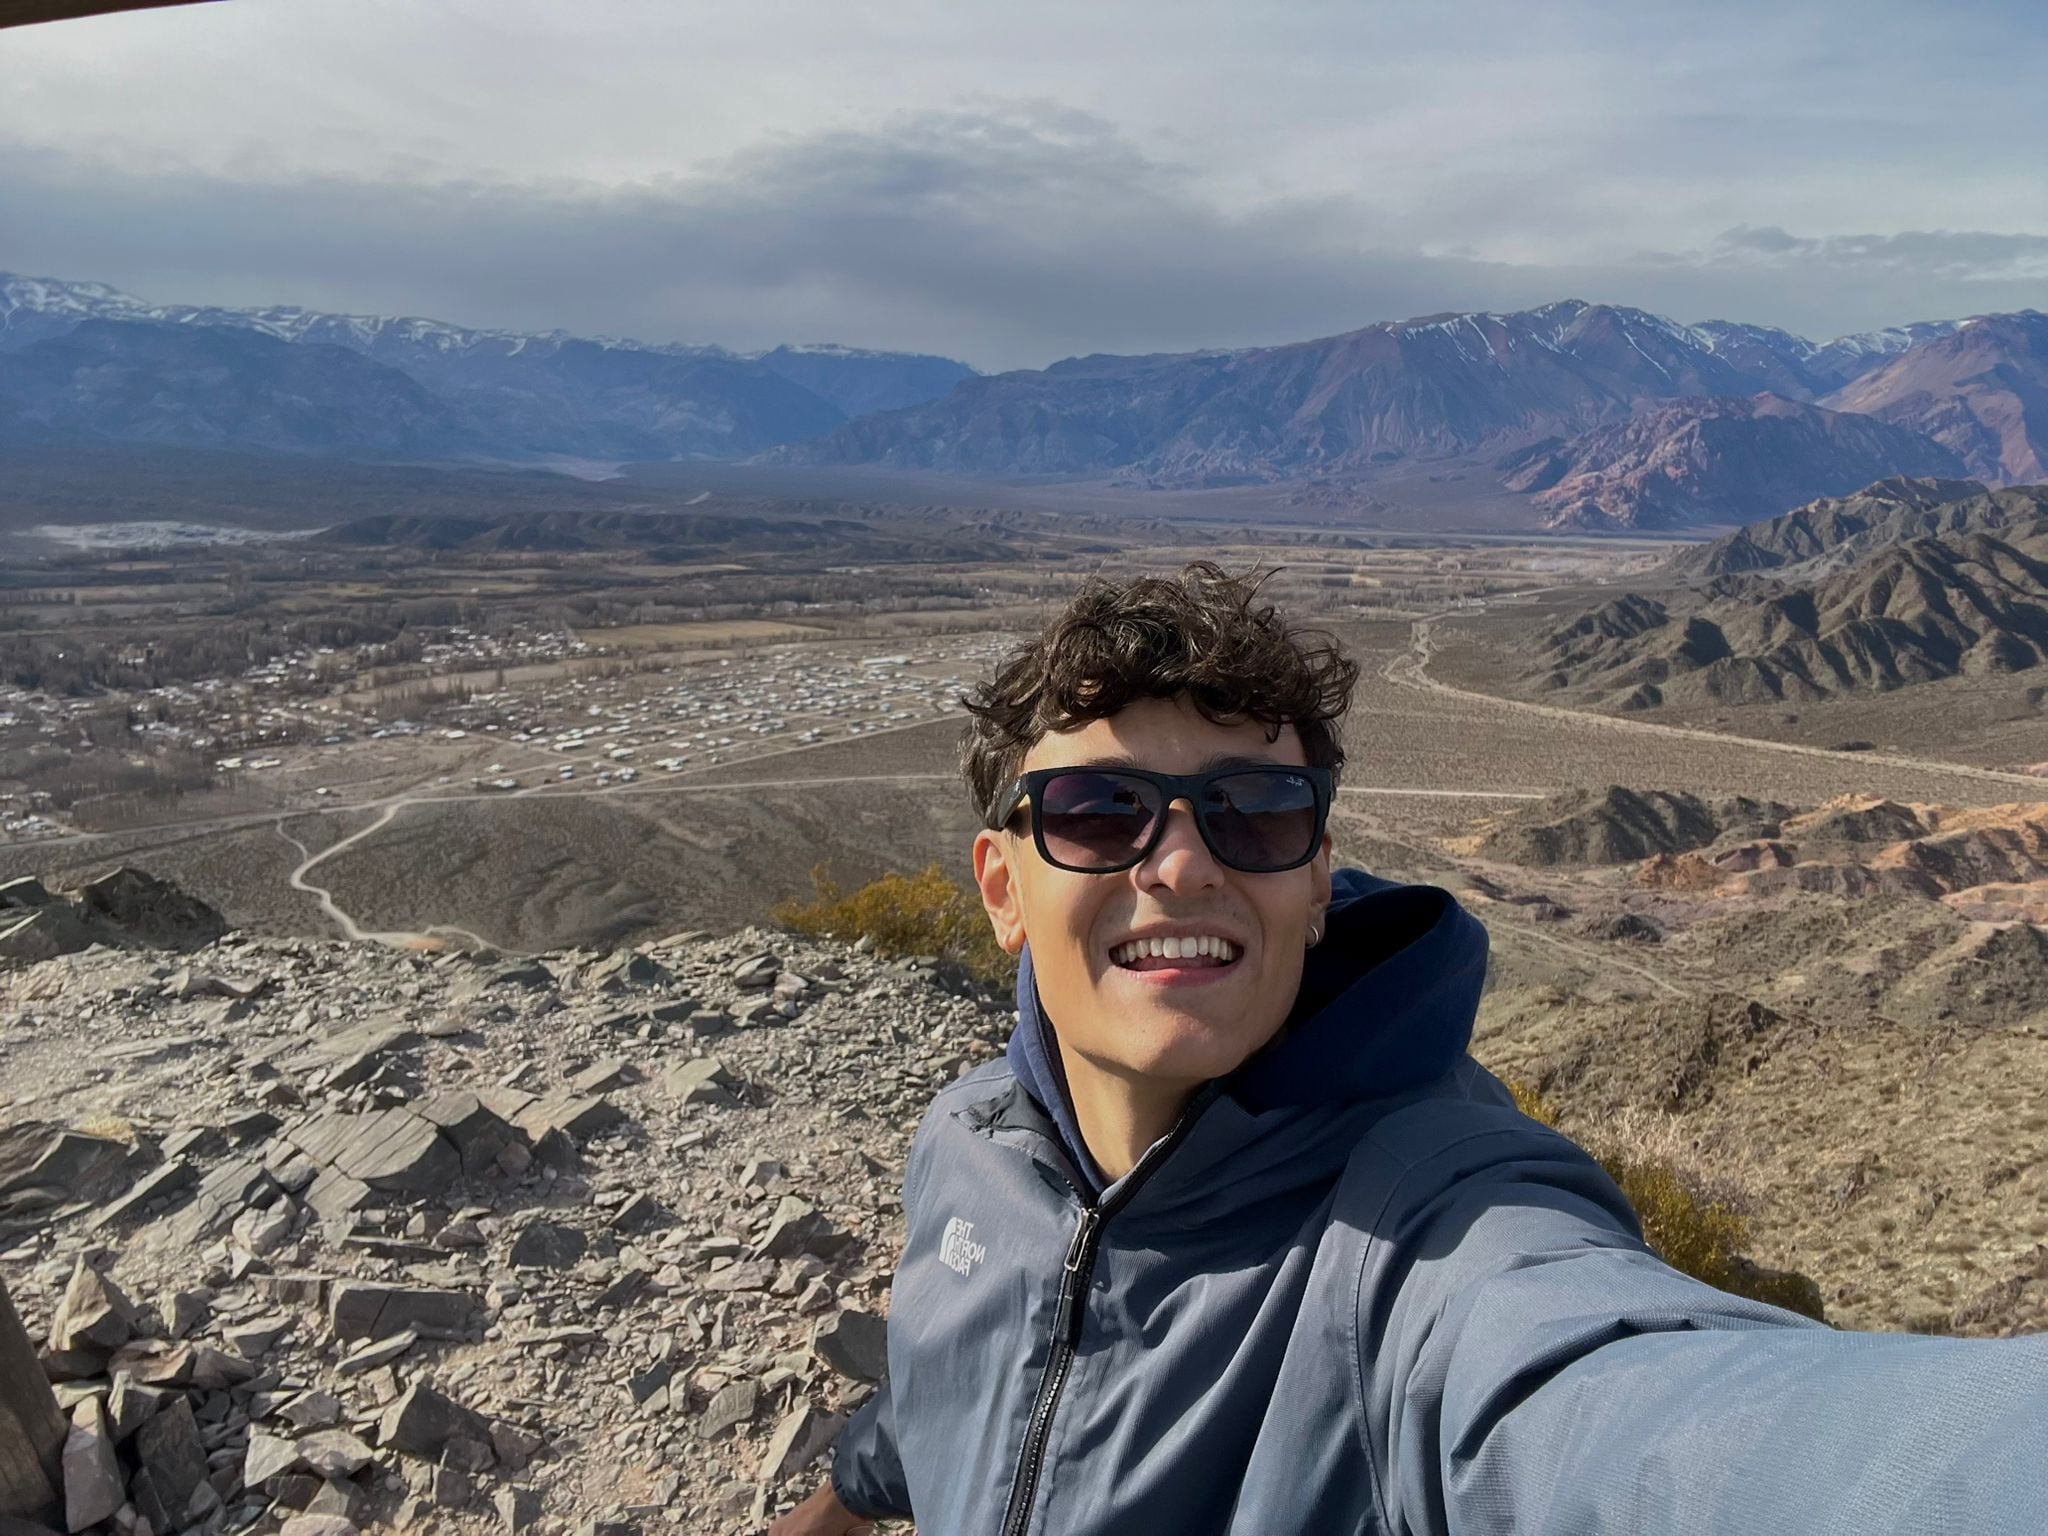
[1510, 1079, 1826, 1320]
[773, 863, 1015, 985]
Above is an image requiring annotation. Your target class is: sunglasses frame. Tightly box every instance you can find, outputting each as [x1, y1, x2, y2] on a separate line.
[994, 763, 1334, 874]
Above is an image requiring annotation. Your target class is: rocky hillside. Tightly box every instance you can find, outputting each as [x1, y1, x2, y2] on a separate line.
[8, 843, 2048, 1534]
[1499, 395, 1964, 530]
[1824, 311, 2048, 484]
[1463, 786, 1790, 866]
[1637, 793, 2048, 927]
[0, 919, 1011, 1534]
[1458, 783, 2048, 1336]
[1664, 477, 2048, 579]
[1522, 485, 2048, 711]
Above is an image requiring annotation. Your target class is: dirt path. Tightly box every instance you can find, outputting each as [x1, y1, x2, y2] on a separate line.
[277, 812, 497, 953]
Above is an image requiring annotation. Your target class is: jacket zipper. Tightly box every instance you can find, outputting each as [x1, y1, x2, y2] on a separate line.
[996, 1091, 1215, 1536]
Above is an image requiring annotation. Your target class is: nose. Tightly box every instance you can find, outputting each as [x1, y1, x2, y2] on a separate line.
[1136, 796, 1223, 892]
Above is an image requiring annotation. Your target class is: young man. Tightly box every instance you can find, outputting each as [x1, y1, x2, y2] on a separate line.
[773, 564, 2048, 1535]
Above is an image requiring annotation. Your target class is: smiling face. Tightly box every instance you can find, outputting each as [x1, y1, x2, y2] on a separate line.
[973, 694, 1333, 1099]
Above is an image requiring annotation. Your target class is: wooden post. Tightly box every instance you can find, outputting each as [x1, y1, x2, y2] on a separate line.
[0, 1274, 63, 1524]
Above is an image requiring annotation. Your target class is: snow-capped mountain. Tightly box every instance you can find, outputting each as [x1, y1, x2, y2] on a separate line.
[0, 271, 977, 461]
[6, 269, 2032, 520]
[784, 298, 1983, 485]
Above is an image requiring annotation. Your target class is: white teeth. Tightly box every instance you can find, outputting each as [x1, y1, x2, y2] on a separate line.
[1112, 935, 1238, 965]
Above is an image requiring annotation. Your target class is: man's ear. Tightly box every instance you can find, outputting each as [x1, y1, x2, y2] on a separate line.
[972, 828, 1029, 956]
[1312, 829, 1334, 924]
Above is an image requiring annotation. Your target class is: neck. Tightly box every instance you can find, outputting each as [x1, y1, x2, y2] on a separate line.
[1061, 1048, 1200, 1184]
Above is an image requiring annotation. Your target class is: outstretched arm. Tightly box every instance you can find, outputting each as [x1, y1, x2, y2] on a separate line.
[1359, 1118, 2048, 1536]
[826, 1376, 913, 1524]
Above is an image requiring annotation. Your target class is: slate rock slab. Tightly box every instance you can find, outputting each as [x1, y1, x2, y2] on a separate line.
[245, 1430, 304, 1487]
[813, 1308, 890, 1384]
[698, 1378, 759, 1440]
[132, 1396, 209, 1529]
[664, 1058, 738, 1107]
[377, 1381, 493, 1460]
[298, 1428, 376, 1478]
[329, 1280, 475, 1341]
[508, 1219, 587, 1270]
[63, 1396, 124, 1531]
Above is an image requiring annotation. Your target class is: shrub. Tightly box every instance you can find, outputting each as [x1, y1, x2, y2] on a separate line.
[773, 864, 1017, 987]
[1510, 1079, 1826, 1321]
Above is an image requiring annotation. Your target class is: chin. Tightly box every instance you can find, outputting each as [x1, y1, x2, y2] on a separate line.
[1115, 1016, 1275, 1085]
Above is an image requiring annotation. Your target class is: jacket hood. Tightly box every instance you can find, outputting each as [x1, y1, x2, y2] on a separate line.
[1004, 867, 1490, 1192]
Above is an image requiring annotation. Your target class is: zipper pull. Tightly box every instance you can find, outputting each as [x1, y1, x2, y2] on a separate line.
[1054, 1206, 1101, 1347]
[1064, 1206, 1100, 1273]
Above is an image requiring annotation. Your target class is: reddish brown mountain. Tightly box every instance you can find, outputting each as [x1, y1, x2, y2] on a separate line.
[1823, 312, 2048, 484]
[1500, 395, 1963, 530]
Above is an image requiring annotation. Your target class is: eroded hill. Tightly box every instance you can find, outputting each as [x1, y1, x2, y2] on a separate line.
[1518, 480, 2048, 712]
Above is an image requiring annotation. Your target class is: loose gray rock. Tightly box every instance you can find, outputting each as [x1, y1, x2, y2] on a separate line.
[757, 1404, 846, 1484]
[47, 1255, 137, 1355]
[377, 1381, 493, 1460]
[63, 1396, 125, 1531]
[664, 1057, 738, 1107]
[279, 1517, 362, 1536]
[338, 1327, 419, 1375]
[131, 1396, 209, 1531]
[279, 1389, 345, 1430]
[509, 1220, 588, 1270]
[245, 1430, 304, 1487]
[699, 1378, 760, 1440]
[298, 1428, 376, 1478]
[813, 1308, 890, 1384]
[329, 1280, 474, 1341]
[496, 1485, 542, 1533]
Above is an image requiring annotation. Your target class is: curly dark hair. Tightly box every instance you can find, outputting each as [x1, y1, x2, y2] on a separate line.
[959, 562, 1360, 827]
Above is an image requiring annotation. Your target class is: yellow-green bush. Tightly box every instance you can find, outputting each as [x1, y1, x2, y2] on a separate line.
[1510, 1080, 1826, 1321]
[773, 864, 1017, 987]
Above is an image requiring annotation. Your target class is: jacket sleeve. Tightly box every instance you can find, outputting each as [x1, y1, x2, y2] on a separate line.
[1356, 1113, 2048, 1536]
[830, 1376, 913, 1522]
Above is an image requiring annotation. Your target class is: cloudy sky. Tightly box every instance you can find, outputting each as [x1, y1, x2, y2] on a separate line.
[2, 0, 2044, 369]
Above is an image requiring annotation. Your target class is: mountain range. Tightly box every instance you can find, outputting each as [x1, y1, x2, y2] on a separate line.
[0, 273, 975, 462]
[788, 302, 1970, 483]
[4, 269, 2046, 531]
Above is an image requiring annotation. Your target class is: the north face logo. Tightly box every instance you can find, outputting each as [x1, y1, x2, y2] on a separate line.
[939, 1217, 987, 1277]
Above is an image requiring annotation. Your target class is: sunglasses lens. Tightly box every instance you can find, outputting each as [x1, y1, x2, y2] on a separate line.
[1200, 770, 1322, 871]
[1037, 771, 1163, 870]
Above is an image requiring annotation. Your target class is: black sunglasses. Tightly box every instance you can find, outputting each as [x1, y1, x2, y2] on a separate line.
[995, 764, 1332, 874]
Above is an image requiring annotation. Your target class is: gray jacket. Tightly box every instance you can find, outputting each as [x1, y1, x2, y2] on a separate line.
[831, 870, 2048, 1533]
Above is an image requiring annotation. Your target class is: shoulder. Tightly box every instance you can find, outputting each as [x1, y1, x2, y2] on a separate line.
[900, 1057, 1017, 1206]
[1331, 1055, 1625, 1235]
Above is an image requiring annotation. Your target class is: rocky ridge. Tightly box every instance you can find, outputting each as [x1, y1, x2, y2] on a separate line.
[1638, 794, 2048, 927]
[1459, 785, 1792, 867]
[1522, 487, 2048, 712]
[1, 913, 1013, 1534]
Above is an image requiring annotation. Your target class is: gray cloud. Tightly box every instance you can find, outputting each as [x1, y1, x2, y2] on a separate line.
[1696, 226, 2048, 283]
[1, 105, 2043, 370]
